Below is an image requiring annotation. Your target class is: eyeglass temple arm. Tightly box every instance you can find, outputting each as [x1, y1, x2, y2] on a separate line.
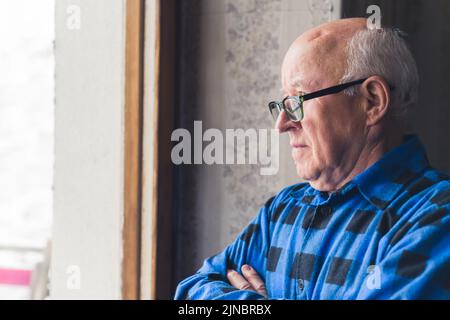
[302, 78, 395, 102]
[301, 79, 367, 101]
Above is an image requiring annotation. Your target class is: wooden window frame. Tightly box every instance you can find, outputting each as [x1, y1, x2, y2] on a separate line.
[123, 0, 176, 300]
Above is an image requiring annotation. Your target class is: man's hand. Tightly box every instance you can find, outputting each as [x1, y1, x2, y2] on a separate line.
[226, 264, 268, 298]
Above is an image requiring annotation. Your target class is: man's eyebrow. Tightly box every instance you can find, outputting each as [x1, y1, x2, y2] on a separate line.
[280, 78, 313, 95]
[290, 77, 314, 90]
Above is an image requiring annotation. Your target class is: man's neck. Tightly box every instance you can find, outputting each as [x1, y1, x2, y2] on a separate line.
[341, 129, 405, 191]
[321, 124, 406, 194]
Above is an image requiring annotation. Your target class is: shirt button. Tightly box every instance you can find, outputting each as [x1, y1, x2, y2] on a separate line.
[298, 279, 304, 291]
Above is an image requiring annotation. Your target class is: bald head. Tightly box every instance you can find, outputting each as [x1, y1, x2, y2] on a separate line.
[282, 18, 367, 94]
[298, 17, 367, 44]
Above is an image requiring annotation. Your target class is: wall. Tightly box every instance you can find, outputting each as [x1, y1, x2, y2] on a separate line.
[51, 0, 125, 299]
[174, 0, 341, 291]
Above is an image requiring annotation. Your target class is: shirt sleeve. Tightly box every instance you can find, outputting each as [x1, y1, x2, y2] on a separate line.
[174, 196, 276, 300]
[356, 203, 450, 300]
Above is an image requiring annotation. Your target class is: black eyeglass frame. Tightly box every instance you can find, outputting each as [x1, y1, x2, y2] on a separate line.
[268, 78, 369, 122]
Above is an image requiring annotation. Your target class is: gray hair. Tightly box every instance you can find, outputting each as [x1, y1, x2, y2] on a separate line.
[341, 28, 420, 118]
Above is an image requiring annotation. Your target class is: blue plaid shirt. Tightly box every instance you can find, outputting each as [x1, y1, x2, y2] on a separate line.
[174, 135, 450, 300]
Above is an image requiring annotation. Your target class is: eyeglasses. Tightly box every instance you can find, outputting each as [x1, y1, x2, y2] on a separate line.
[268, 78, 368, 123]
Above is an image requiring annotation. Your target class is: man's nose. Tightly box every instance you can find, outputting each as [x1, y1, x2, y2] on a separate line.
[275, 110, 298, 133]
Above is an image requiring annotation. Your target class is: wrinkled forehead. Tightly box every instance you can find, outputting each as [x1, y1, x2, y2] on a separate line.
[281, 33, 348, 94]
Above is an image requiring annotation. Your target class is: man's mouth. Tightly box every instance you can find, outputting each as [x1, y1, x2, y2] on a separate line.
[291, 144, 308, 149]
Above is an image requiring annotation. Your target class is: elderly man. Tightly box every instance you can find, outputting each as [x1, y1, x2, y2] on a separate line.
[174, 18, 450, 299]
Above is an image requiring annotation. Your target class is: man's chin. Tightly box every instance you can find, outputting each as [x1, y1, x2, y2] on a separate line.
[295, 162, 321, 182]
[295, 164, 311, 181]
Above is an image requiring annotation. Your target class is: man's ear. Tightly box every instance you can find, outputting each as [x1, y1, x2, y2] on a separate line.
[360, 76, 391, 126]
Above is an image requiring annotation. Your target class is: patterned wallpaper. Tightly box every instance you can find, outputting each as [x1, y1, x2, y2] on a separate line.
[174, 0, 340, 287]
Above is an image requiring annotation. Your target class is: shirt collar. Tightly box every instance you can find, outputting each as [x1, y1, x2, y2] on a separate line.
[354, 134, 430, 209]
[290, 135, 431, 209]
